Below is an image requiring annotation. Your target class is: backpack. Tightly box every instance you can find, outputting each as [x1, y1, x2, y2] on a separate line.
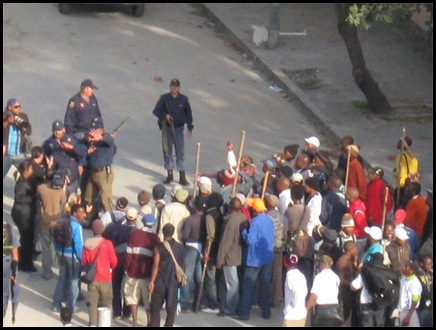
[361, 258, 400, 310]
[53, 217, 73, 249]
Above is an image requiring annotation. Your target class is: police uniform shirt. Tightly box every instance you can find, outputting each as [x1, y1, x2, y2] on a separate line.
[64, 93, 102, 134]
[152, 93, 194, 131]
[87, 133, 116, 169]
[43, 134, 87, 184]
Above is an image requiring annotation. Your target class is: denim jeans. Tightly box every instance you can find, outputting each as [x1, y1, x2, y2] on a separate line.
[222, 265, 240, 314]
[52, 254, 81, 310]
[202, 259, 219, 309]
[360, 303, 385, 327]
[3, 154, 26, 178]
[239, 263, 272, 318]
[39, 227, 55, 276]
[180, 248, 202, 310]
[163, 125, 185, 171]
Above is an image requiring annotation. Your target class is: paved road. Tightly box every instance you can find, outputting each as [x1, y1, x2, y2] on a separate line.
[3, 3, 318, 327]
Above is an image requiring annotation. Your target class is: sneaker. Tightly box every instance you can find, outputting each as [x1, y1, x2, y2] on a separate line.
[201, 308, 219, 314]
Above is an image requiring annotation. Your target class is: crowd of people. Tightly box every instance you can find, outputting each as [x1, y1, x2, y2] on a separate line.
[3, 78, 433, 327]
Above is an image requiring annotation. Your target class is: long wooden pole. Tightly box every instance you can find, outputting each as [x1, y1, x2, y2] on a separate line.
[381, 186, 389, 232]
[194, 243, 211, 313]
[192, 142, 201, 200]
[344, 146, 351, 195]
[261, 170, 270, 200]
[231, 130, 246, 198]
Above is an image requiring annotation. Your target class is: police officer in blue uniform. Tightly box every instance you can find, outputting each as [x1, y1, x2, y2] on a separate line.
[42, 120, 87, 197]
[64, 79, 102, 141]
[152, 79, 194, 186]
[83, 118, 116, 216]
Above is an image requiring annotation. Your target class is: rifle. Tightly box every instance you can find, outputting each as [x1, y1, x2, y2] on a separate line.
[111, 116, 130, 135]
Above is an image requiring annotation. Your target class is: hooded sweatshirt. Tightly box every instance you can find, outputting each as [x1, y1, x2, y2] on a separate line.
[82, 236, 117, 282]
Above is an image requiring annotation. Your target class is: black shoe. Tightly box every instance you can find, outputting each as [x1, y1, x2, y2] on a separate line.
[232, 314, 249, 321]
[179, 171, 189, 186]
[163, 170, 174, 184]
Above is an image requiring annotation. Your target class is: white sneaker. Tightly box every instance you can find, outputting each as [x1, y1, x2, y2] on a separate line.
[201, 308, 219, 314]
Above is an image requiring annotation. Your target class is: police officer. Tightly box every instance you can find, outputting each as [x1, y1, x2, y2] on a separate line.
[152, 79, 194, 186]
[42, 120, 87, 198]
[3, 221, 20, 319]
[64, 79, 102, 141]
[83, 117, 116, 216]
[3, 98, 32, 178]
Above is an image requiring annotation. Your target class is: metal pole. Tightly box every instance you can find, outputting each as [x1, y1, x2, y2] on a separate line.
[267, 3, 280, 49]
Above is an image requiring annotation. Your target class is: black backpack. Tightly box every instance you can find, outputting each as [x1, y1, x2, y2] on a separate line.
[361, 255, 400, 310]
[53, 217, 73, 249]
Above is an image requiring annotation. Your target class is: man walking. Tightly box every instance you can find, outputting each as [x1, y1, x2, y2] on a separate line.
[152, 79, 194, 186]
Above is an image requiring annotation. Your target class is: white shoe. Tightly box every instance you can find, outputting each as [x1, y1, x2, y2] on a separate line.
[201, 308, 219, 314]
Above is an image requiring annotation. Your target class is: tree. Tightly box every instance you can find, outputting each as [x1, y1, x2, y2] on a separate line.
[335, 3, 430, 114]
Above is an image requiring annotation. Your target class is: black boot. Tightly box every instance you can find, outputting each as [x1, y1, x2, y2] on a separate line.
[179, 171, 189, 186]
[163, 170, 174, 184]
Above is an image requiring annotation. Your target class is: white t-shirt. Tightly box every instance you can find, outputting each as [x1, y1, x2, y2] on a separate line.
[311, 268, 339, 305]
[397, 275, 422, 312]
[351, 273, 372, 304]
[283, 268, 308, 320]
[306, 192, 322, 236]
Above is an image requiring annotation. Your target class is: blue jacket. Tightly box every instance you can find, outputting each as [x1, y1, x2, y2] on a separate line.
[242, 213, 274, 267]
[55, 216, 83, 262]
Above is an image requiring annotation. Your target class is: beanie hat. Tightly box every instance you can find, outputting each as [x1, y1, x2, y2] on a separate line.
[116, 197, 128, 211]
[91, 220, 104, 235]
[283, 254, 299, 269]
[152, 184, 166, 200]
[394, 209, 406, 226]
[137, 190, 150, 206]
[323, 229, 338, 243]
[175, 188, 189, 203]
[246, 198, 267, 213]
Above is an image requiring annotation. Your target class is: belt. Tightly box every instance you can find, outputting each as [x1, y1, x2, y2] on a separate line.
[93, 166, 110, 173]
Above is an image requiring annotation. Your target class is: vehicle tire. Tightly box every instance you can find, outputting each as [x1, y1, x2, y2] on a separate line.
[132, 4, 145, 17]
[58, 3, 71, 15]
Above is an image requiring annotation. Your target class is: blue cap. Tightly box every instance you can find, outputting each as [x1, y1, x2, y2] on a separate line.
[141, 214, 156, 227]
[7, 98, 18, 107]
[81, 79, 98, 89]
[52, 120, 64, 131]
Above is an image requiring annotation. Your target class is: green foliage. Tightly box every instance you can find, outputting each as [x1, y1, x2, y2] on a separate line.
[345, 3, 425, 30]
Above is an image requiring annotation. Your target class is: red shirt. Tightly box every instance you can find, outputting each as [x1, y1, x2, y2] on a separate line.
[366, 178, 393, 226]
[349, 198, 367, 239]
[82, 237, 117, 283]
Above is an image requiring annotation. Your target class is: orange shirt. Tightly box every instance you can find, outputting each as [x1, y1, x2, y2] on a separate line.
[347, 158, 368, 202]
[404, 195, 428, 237]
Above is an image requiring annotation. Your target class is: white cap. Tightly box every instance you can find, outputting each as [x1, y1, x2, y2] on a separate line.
[394, 227, 409, 240]
[304, 136, 320, 148]
[198, 176, 212, 186]
[126, 207, 138, 221]
[291, 172, 304, 182]
[364, 226, 382, 240]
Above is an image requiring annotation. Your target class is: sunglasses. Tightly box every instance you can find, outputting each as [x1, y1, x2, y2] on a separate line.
[13, 105, 21, 109]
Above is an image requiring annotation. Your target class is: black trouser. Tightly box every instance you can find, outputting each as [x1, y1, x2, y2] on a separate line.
[150, 284, 178, 327]
[112, 254, 130, 317]
[13, 219, 35, 270]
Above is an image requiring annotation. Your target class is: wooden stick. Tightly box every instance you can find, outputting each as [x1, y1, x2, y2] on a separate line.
[261, 170, 270, 200]
[194, 243, 211, 313]
[344, 146, 351, 195]
[192, 142, 201, 201]
[381, 187, 389, 232]
[231, 130, 246, 198]
[396, 127, 406, 206]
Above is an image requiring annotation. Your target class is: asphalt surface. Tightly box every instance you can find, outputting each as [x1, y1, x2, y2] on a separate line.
[3, 3, 433, 327]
